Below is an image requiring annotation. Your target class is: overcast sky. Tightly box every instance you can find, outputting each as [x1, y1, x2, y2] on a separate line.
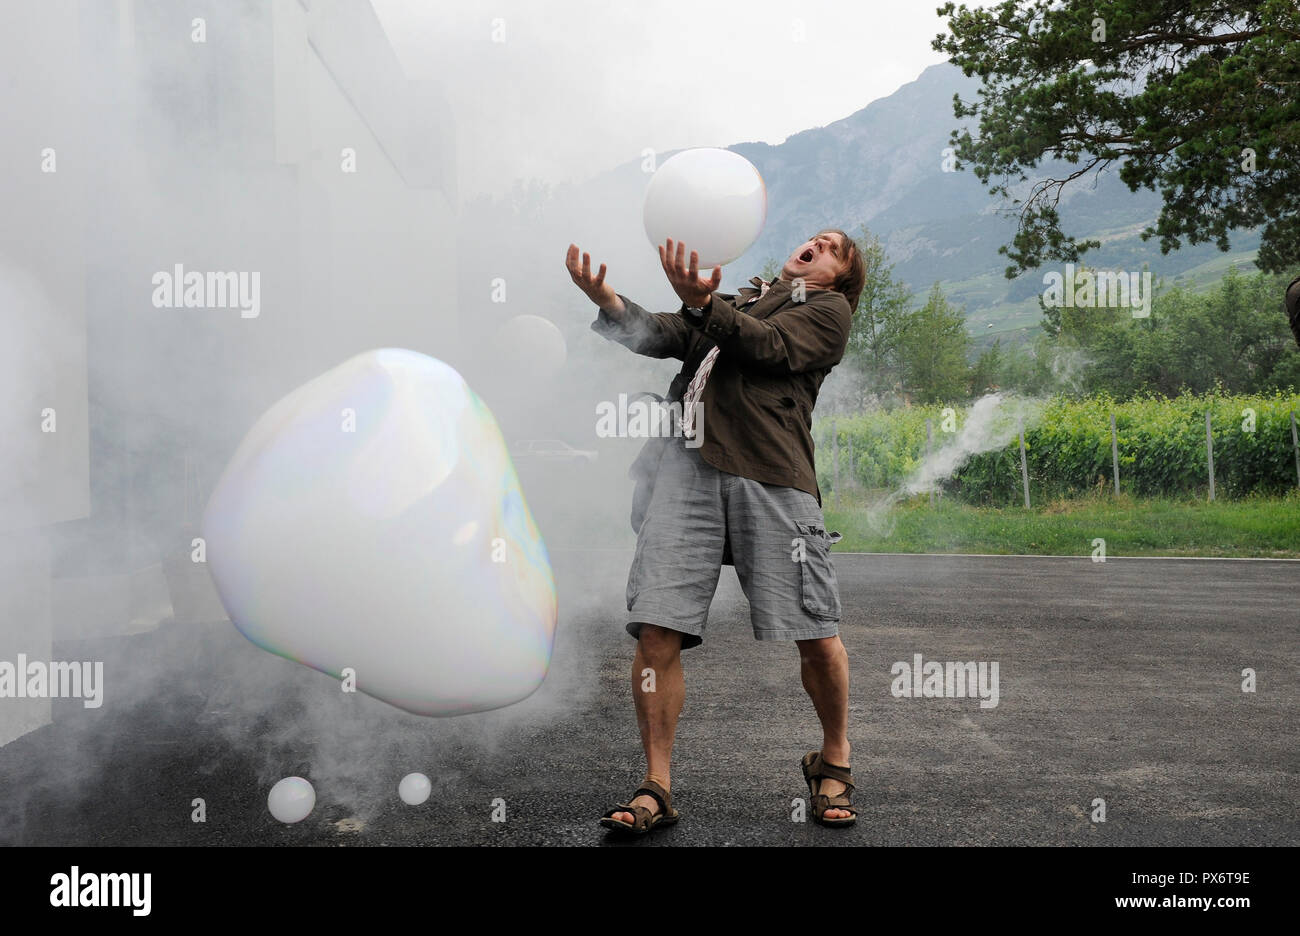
[370, 0, 972, 201]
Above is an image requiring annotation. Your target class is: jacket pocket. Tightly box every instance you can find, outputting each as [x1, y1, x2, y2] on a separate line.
[794, 520, 841, 621]
[740, 377, 798, 468]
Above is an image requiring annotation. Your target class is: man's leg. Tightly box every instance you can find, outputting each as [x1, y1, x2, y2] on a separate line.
[608, 623, 685, 824]
[723, 475, 852, 820]
[796, 635, 852, 820]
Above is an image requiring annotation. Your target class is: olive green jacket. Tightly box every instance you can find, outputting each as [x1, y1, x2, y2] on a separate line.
[591, 276, 853, 502]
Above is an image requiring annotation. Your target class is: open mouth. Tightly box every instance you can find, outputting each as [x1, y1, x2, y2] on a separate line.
[799, 247, 815, 263]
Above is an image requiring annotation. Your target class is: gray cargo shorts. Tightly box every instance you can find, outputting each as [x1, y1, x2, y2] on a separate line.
[626, 436, 842, 649]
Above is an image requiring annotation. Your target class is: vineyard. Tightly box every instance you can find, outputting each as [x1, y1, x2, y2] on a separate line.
[815, 391, 1300, 504]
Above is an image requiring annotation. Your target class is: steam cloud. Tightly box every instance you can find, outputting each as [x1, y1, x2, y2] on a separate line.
[866, 393, 1047, 535]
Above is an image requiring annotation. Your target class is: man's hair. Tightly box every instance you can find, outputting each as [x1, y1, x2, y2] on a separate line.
[816, 228, 865, 312]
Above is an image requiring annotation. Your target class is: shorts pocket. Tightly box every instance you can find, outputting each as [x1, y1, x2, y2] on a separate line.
[626, 528, 649, 611]
[626, 545, 641, 611]
[794, 521, 841, 621]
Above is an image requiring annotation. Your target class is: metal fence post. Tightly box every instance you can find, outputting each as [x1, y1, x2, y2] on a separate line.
[1110, 412, 1120, 496]
[831, 416, 839, 509]
[1019, 417, 1030, 508]
[1205, 410, 1215, 502]
[926, 418, 934, 507]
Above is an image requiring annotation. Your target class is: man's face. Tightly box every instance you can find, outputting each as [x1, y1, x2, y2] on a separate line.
[782, 231, 848, 287]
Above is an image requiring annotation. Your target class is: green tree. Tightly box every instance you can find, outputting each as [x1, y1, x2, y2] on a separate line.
[898, 283, 972, 403]
[934, 0, 1300, 277]
[844, 228, 913, 398]
[1039, 263, 1132, 345]
[1004, 334, 1060, 395]
[969, 339, 1006, 394]
[1077, 269, 1300, 395]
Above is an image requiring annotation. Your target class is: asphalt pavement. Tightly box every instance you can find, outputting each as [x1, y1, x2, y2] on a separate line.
[0, 551, 1295, 846]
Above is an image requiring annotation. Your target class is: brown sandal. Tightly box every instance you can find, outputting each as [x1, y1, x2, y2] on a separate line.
[599, 779, 679, 835]
[801, 751, 858, 827]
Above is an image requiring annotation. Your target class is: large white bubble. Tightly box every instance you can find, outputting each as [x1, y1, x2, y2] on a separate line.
[202, 349, 558, 717]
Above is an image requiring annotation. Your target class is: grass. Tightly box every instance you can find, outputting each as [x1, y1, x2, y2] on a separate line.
[1168, 248, 1261, 294]
[823, 490, 1300, 558]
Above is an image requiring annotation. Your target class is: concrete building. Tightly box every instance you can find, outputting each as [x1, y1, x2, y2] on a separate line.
[0, 0, 458, 746]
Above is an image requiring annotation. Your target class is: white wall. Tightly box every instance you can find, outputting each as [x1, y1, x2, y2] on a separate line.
[0, 0, 90, 747]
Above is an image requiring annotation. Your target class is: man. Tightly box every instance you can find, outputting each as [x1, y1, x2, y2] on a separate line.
[564, 229, 866, 833]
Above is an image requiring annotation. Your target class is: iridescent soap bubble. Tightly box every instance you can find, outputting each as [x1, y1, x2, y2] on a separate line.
[398, 772, 432, 806]
[495, 315, 566, 380]
[268, 777, 315, 823]
[643, 148, 767, 267]
[203, 349, 558, 716]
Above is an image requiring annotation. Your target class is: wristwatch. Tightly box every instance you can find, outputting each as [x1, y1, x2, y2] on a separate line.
[682, 303, 707, 321]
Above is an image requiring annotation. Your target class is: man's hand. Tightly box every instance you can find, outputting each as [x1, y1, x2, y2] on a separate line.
[658, 238, 722, 310]
[565, 244, 624, 315]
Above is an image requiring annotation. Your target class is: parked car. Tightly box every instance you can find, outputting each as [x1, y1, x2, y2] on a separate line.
[510, 439, 598, 463]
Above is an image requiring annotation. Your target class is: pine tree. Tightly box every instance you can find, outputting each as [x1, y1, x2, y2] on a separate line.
[898, 283, 972, 403]
[935, 0, 1300, 276]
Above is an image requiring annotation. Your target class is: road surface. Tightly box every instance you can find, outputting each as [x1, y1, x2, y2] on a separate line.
[1, 552, 1295, 846]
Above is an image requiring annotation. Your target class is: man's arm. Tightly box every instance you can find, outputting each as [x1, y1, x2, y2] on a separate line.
[590, 293, 694, 361]
[649, 237, 851, 373]
[566, 243, 693, 361]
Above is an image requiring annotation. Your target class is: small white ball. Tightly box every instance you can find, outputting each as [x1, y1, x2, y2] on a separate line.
[642, 147, 767, 267]
[398, 772, 432, 806]
[267, 776, 316, 824]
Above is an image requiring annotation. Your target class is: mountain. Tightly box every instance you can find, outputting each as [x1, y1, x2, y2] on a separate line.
[457, 61, 1261, 368]
[726, 63, 1258, 313]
